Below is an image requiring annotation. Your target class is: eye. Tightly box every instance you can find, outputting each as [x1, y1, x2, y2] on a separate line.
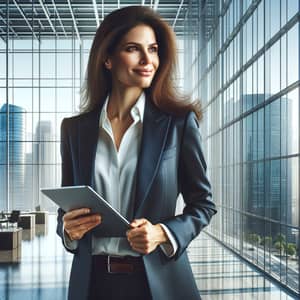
[126, 46, 138, 52]
[149, 46, 158, 53]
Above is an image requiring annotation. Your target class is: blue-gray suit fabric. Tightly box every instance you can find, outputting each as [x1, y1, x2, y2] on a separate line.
[56, 98, 217, 300]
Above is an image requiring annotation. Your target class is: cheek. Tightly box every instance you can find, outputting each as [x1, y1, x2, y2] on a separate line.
[119, 54, 137, 67]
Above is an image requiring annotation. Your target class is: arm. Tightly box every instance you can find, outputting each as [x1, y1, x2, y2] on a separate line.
[57, 118, 75, 252]
[162, 111, 217, 259]
[56, 119, 101, 253]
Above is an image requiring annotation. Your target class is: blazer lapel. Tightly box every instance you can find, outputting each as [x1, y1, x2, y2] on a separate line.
[134, 100, 171, 215]
[78, 109, 101, 188]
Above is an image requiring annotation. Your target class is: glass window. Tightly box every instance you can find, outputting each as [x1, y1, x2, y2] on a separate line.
[264, 103, 271, 157]
[0, 38, 6, 50]
[57, 39, 72, 50]
[40, 88, 55, 112]
[57, 88, 73, 112]
[242, 65, 253, 112]
[229, 1, 234, 35]
[287, 0, 299, 21]
[12, 87, 32, 112]
[243, 0, 252, 14]
[257, 55, 264, 99]
[243, 114, 252, 161]
[0, 53, 6, 78]
[13, 53, 33, 78]
[253, 7, 258, 55]
[270, 99, 281, 157]
[270, 0, 280, 38]
[281, 88, 299, 156]
[40, 39, 56, 50]
[0, 88, 7, 108]
[234, 77, 240, 118]
[257, 0, 264, 50]
[234, 0, 240, 28]
[281, 0, 287, 27]
[281, 34, 287, 90]
[41, 53, 56, 78]
[13, 39, 36, 50]
[243, 16, 253, 64]
[257, 108, 264, 160]
[270, 40, 281, 95]
[57, 53, 73, 78]
[287, 23, 299, 86]
[269, 159, 281, 222]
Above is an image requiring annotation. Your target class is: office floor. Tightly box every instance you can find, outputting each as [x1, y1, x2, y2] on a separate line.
[0, 214, 297, 300]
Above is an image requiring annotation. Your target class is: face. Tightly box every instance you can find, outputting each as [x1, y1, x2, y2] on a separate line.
[105, 24, 160, 90]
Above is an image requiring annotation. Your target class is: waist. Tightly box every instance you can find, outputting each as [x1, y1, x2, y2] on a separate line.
[92, 255, 145, 274]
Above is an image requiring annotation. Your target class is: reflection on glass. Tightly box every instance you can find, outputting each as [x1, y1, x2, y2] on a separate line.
[287, 24, 299, 86]
[270, 40, 281, 95]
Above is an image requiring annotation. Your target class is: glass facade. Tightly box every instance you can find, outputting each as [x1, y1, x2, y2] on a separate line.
[182, 0, 299, 296]
[0, 5, 93, 211]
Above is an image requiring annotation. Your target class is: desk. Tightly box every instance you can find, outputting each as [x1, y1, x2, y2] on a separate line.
[0, 228, 22, 250]
[18, 214, 35, 229]
[30, 211, 48, 225]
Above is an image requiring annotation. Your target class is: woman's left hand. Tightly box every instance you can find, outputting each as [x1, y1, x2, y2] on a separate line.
[126, 218, 168, 254]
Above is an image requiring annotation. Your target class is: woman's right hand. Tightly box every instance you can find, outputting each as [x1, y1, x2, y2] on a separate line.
[63, 208, 101, 241]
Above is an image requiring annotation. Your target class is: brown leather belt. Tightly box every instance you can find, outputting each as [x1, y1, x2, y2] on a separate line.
[92, 255, 145, 274]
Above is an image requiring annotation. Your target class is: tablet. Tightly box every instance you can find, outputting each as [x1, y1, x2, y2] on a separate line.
[41, 185, 130, 237]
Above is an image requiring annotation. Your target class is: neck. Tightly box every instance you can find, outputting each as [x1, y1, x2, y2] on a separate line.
[107, 86, 143, 121]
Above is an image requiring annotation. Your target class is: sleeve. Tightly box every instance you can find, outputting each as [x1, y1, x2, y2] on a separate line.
[159, 223, 178, 257]
[63, 224, 79, 250]
[56, 118, 78, 254]
[162, 111, 217, 259]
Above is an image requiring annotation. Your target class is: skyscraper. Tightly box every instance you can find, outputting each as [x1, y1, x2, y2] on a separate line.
[0, 104, 26, 210]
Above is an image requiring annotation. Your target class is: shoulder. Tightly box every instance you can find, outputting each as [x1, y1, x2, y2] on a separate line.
[167, 110, 199, 131]
[61, 110, 98, 128]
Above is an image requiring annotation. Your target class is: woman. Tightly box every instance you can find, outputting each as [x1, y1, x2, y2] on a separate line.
[57, 5, 216, 300]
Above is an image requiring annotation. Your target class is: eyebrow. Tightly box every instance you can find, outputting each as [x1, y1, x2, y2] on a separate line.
[123, 42, 158, 47]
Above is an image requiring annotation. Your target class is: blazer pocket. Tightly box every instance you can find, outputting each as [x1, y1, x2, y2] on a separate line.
[161, 146, 177, 160]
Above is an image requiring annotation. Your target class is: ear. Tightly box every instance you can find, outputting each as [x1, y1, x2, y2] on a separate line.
[104, 59, 112, 70]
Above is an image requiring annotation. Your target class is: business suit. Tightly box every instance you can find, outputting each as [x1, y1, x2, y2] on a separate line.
[56, 97, 217, 300]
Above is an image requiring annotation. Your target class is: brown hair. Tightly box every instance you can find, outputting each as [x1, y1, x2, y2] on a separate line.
[80, 5, 202, 120]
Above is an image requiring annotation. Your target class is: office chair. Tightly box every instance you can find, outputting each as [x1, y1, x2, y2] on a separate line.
[0, 210, 20, 228]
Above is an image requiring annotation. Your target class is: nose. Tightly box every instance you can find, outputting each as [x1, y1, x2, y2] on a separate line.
[139, 50, 151, 65]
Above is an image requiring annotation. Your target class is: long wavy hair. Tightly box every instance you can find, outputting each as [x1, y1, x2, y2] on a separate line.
[80, 5, 201, 120]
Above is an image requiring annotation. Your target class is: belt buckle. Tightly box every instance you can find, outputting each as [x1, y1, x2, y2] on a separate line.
[107, 255, 123, 274]
[107, 255, 113, 273]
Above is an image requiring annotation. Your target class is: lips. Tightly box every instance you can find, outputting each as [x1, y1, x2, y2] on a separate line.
[133, 69, 153, 77]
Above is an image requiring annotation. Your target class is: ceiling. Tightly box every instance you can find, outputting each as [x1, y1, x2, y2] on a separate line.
[0, 0, 194, 42]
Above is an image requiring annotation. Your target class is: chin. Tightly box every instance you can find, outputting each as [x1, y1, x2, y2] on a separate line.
[140, 78, 154, 88]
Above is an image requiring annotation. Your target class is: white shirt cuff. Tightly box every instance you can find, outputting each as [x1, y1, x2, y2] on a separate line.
[159, 223, 178, 257]
[62, 224, 78, 250]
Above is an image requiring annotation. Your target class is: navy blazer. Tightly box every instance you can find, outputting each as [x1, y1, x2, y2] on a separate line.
[57, 98, 217, 300]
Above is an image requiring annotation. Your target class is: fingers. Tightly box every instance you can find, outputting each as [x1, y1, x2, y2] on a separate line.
[129, 239, 153, 254]
[130, 218, 148, 228]
[127, 219, 156, 254]
[63, 208, 101, 241]
[127, 220, 168, 254]
[63, 208, 90, 221]
[66, 219, 100, 241]
[65, 213, 100, 230]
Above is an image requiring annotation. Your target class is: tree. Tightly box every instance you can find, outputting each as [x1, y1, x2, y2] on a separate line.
[274, 234, 286, 244]
[274, 241, 285, 254]
[262, 236, 272, 248]
[248, 233, 261, 246]
[285, 243, 296, 257]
